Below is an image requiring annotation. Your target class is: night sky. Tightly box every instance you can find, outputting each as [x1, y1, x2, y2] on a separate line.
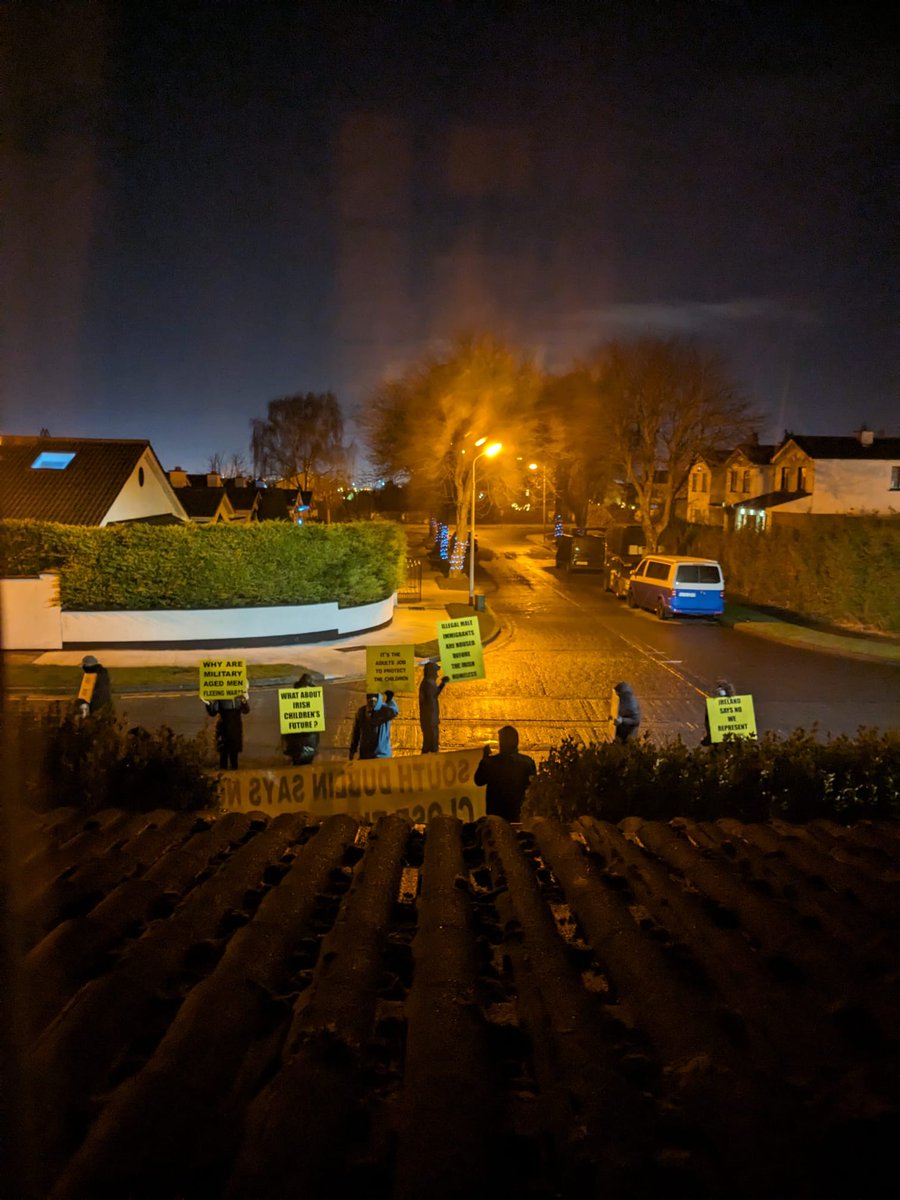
[3, 1, 896, 472]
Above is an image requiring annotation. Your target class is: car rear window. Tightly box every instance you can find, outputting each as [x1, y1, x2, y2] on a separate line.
[676, 564, 722, 584]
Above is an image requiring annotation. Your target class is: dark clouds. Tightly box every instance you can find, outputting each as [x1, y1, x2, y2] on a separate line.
[2, 1, 896, 469]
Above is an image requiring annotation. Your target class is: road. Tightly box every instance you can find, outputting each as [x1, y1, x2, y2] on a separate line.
[116, 525, 899, 767]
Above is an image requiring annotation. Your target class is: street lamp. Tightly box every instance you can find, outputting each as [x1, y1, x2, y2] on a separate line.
[528, 462, 548, 529]
[470, 441, 502, 604]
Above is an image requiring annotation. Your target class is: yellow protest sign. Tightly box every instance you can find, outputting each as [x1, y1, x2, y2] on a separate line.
[218, 748, 486, 823]
[278, 686, 326, 735]
[200, 658, 248, 701]
[706, 694, 758, 742]
[77, 673, 97, 704]
[366, 644, 416, 694]
[437, 615, 485, 682]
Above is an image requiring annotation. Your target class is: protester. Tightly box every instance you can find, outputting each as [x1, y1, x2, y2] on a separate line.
[702, 679, 736, 745]
[206, 693, 250, 770]
[474, 725, 537, 821]
[418, 661, 449, 753]
[282, 673, 320, 766]
[76, 654, 113, 717]
[349, 690, 399, 760]
[611, 681, 641, 742]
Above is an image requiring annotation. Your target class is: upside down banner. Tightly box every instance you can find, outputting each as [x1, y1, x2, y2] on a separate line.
[218, 748, 486, 823]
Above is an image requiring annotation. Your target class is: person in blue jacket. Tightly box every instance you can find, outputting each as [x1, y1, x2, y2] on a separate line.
[349, 690, 399, 759]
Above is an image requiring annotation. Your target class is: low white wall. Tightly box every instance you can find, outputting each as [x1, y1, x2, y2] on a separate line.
[59, 594, 397, 648]
[0, 575, 63, 649]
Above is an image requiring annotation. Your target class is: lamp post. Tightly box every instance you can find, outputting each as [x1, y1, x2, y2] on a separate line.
[469, 441, 502, 604]
[528, 462, 547, 529]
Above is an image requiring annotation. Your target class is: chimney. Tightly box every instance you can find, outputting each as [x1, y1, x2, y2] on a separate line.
[858, 427, 874, 447]
[168, 468, 189, 488]
[207, 472, 223, 487]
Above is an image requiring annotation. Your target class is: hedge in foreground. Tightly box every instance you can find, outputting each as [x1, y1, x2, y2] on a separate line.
[19, 709, 220, 813]
[523, 729, 900, 825]
[0, 519, 408, 610]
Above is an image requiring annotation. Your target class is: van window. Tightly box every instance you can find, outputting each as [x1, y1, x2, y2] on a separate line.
[675, 564, 721, 584]
[645, 560, 670, 580]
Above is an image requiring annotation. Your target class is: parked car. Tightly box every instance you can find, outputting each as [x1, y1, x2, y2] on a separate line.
[603, 524, 646, 598]
[555, 530, 607, 572]
[627, 555, 725, 619]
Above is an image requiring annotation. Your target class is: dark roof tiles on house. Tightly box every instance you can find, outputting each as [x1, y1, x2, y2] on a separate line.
[0, 437, 153, 525]
[255, 489, 297, 521]
[781, 436, 900, 460]
[177, 488, 232, 519]
[729, 442, 776, 466]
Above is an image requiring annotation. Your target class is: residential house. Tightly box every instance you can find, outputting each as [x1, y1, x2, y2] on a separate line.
[0, 436, 188, 525]
[685, 451, 730, 525]
[733, 430, 900, 530]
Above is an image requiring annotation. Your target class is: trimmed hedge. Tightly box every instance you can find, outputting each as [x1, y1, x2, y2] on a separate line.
[677, 516, 900, 632]
[524, 730, 900, 825]
[0, 519, 408, 610]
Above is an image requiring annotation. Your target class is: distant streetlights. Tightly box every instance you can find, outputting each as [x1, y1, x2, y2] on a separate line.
[470, 441, 502, 604]
[528, 462, 548, 528]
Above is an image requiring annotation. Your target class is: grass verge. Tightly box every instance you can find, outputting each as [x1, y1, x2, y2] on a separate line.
[2, 660, 315, 694]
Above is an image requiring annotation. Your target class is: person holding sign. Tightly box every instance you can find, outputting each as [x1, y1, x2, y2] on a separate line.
[76, 654, 113, 718]
[349, 691, 399, 760]
[205, 692, 250, 770]
[282, 673, 321, 766]
[611, 681, 641, 742]
[702, 679, 735, 745]
[418, 661, 449, 753]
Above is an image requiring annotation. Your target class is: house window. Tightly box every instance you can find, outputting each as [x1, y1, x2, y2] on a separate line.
[138, 467, 145, 487]
[31, 451, 75, 470]
[729, 470, 738, 491]
[780, 466, 789, 490]
[690, 474, 698, 492]
[742, 470, 750, 493]
[890, 466, 900, 490]
[797, 466, 805, 490]
[702, 473, 709, 493]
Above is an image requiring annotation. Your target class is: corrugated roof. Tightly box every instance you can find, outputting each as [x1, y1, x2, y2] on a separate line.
[20, 808, 899, 1198]
[0, 437, 149, 525]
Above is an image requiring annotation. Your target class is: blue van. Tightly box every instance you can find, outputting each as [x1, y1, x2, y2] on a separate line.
[627, 555, 724, 620]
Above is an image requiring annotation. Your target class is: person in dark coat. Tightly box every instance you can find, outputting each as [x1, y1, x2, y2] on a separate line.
[349, 691, 399, 760]
[418, 661, 449, 753]
[282, 673, 321, 766]
[612, 681, 641, 742]
[474, 725, 537, 822]
[206, 693, 250, 770]
[76, 654, 113, 717]
[702, 679, 736, 745]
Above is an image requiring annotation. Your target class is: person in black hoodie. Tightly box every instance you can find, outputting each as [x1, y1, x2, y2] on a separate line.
[612, 681, 641, 742]
[474, 725, 536, 821]
[206, 693, 250, 770]
[418, 661, 449, 753]
[76, 654, 113, 717]
[282, 673, 321, 766]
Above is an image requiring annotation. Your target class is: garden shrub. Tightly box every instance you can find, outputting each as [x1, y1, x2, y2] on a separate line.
[16, 706, 220, 813]
[524, 728, 900, 825]
[0, 519, 408, 610]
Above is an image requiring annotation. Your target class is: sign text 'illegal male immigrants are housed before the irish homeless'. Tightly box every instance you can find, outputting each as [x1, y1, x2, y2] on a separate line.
[437, 615, 485, 682]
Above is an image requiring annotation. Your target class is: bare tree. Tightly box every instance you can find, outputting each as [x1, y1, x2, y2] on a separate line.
[361, 334, 541, 575]
[207, 451, 250, 478]
[250, 393, 346, 517]
[582, 338, 760, 550]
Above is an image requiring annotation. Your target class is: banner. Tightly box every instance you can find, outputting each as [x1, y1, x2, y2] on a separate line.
[200, 658, 248, 701]
[366, 644, 416, 694]
[278, 686, 326, 735]
[437, 615, 485, 682]
[706, 694, 758, 742]
[218, 748, 486, 824]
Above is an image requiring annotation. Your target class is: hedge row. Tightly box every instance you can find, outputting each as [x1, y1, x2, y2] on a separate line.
[524, 729, 900, 825]
[0, 519, 408, 610]
[676, 515, 900, 632]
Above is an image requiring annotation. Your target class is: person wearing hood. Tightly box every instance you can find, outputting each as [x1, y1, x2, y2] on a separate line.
[349, 690, 399, 760]
[282, 673, 321, 766]
[474, 725, 537, 821]
[418, 661, 449, 753]
[702, 679, 736, 745]
[205, 692, 250, 770]
[76, 655, 113, 717]
[612, 681, 641, 742]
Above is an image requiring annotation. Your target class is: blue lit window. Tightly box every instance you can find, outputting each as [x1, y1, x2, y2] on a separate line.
[31, 451, 75, 470]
